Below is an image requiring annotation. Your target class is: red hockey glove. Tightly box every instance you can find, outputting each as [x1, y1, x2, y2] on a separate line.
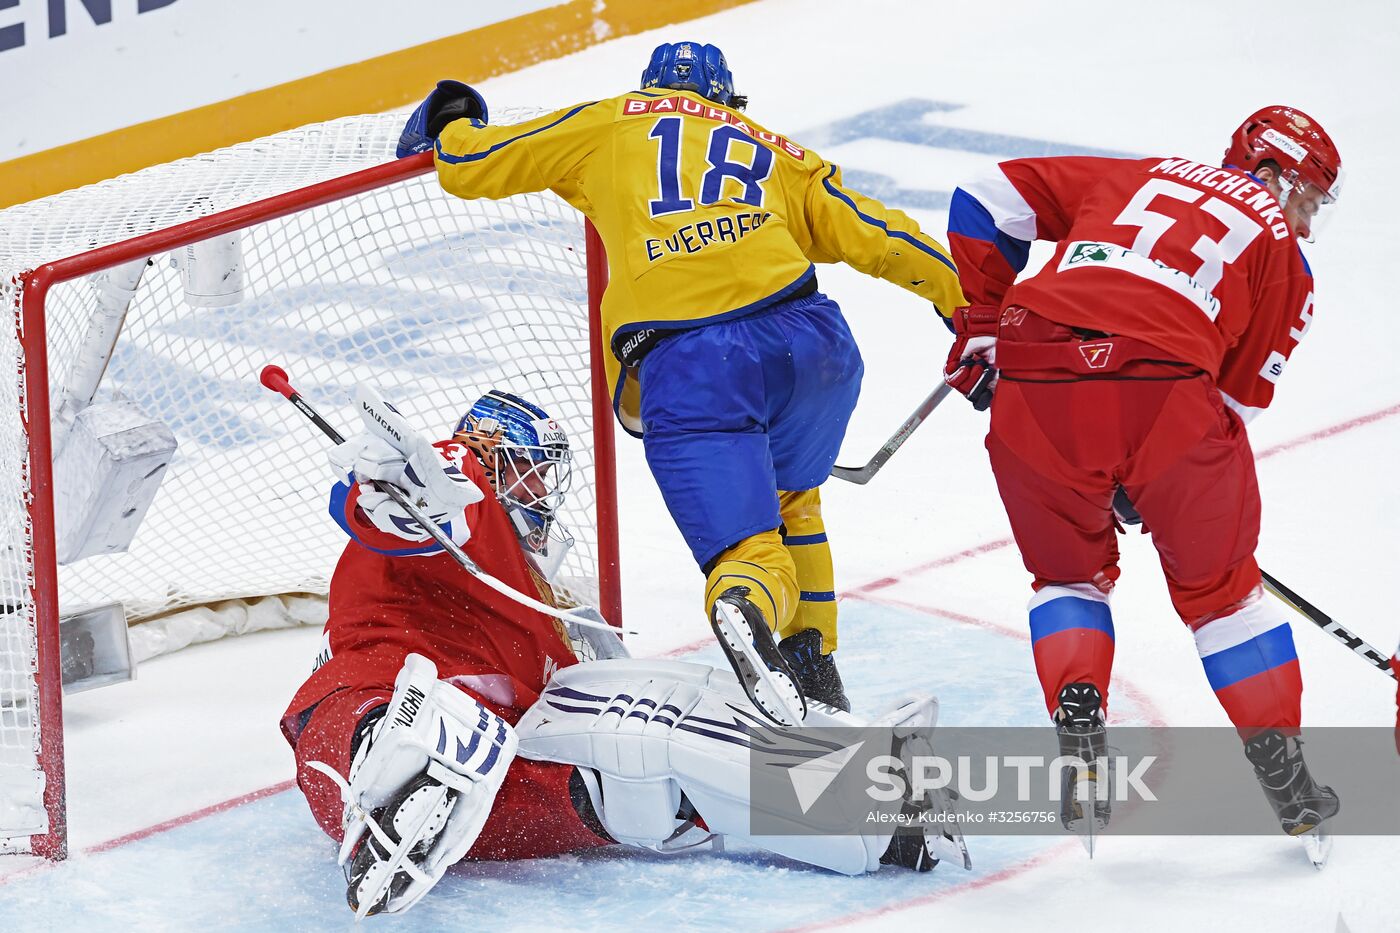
[943, 305, 1000, 411]
[1393, 647, 1399, 756]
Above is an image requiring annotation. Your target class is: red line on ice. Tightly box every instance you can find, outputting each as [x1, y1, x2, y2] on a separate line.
[848, 537, 1015, 594]
[846, 591, 1168, 726]
[21, 397, 1394, 871]
[1254, 400, 1400, 460]
[84, 779, 297, 854]
[0, 779, 296, 887]
[775, 841, 1081, 933]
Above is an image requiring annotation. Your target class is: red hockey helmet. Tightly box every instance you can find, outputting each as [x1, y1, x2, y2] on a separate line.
[1224, 105, 1344, 205]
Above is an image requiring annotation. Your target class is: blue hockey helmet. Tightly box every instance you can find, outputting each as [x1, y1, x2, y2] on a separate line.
[640, 41, 744, 109]
[454, 390, 575, 570]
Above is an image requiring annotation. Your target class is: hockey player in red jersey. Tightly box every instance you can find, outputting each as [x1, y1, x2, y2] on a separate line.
[280, 388, 614, 915]
[282, 386, 964, 918]
[944, 106, 1343, 848]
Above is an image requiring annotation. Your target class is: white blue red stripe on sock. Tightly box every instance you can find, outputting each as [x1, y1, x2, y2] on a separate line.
[1192, 598, 1302, 729]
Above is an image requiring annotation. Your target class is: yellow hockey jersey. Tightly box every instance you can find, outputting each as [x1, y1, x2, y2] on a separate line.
[434, 89, 965, 432]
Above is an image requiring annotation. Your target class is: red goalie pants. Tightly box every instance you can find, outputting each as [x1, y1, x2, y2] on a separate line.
[281, 651, 611, 862]
[985, 312, 1299, 731]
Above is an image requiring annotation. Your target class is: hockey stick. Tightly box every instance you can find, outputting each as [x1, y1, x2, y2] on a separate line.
[1261, 570, 1397, 681]
[829, 382, 953, 485]
[259, 365, 626, 636]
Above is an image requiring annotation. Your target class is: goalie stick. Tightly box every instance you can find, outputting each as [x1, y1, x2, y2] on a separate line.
[1260, 570, 1397, 681]
[829, 382, 953, 485]
[259, 365, 627, 637]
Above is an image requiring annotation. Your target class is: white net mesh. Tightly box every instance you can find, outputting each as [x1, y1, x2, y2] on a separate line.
[1, 259, 43, 849]
[0, 111, 605, 846]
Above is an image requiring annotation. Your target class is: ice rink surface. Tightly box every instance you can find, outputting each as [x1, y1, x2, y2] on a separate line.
[3, 0, 1398, 929]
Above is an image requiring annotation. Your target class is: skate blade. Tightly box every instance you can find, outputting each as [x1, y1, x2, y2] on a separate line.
[711, 605, 805, 727]
[1067, 817, 1099, 858]
[926, 827, 972, 871]
[350, 784, 453, 919]
[1061, 757, 1112, 858]
[1063, 807, 1108, 858]
[1299, 826, 1332, 870]
[923, 789, 972, 870]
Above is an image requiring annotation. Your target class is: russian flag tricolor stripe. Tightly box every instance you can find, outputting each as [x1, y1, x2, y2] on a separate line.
[1026, 586, 1115, 718]
[1029, 588, 1115, 644]
[1193, 599, 1284, 655]
[1198, 622, 1298, 691]
[1192, 598, 1300, 691]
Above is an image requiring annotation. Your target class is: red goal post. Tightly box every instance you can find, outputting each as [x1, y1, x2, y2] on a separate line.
[1, 116, 620, 860]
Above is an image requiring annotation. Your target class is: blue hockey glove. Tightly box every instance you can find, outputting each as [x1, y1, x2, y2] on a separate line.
[397, 80, 488, 158]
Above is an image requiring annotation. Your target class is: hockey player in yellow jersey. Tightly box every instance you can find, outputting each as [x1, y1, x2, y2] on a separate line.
[399, 41, 964, 725]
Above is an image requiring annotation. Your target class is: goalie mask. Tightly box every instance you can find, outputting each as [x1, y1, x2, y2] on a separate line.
[453, 390, 575, 580]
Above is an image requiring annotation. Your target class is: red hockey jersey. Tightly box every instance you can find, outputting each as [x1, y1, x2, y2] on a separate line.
[283, 441, 578, 726]
[948, 156, 1316, 421]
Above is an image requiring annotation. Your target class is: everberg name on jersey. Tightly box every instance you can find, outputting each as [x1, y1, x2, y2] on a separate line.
[1147, 158, 1291, 240]
[643, 210, 774, 264]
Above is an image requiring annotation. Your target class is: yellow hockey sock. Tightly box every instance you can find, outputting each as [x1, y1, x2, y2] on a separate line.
[704, 529, 797, 635]
[778, 487, 838, 652]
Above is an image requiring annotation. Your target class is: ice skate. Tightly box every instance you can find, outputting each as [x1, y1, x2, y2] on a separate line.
[1053, 682, 1111, 856]
[1243, 730, 1340, 869]
[778, 628, 850, 712]
[710, 586, 807, 726]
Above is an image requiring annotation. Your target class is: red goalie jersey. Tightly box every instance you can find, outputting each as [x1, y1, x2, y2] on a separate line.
[279, 442, 607, 860]
[948, 155, 1316, 421]
[282, 440, 579, 744]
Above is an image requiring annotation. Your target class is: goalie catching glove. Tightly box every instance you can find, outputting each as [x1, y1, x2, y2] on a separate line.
[327, 384, 484, 544]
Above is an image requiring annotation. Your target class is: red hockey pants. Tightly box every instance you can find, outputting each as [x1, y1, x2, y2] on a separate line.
[985, 310, 1299, 730]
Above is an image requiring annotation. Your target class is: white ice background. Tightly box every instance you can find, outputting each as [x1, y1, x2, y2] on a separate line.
[2, 0, 1397, 930]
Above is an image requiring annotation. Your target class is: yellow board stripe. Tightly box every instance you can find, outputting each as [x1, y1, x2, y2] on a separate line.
[0, 0, 757, 209]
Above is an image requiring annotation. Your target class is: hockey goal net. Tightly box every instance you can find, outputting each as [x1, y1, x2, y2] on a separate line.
[0, 111, 618, 859]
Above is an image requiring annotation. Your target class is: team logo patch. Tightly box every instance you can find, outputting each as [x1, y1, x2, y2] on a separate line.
[1078, 342, 1114, 370]
[532, 417, 568, 447]
[1065, 242, 1116, 265]
[1058, 240, 1221, 322]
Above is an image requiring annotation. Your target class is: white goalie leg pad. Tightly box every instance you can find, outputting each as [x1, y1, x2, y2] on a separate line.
[308, 652, 517, 917]
[515, 658, 918, 875]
